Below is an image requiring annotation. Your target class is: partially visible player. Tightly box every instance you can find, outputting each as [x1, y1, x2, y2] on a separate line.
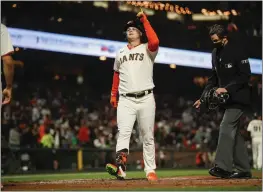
[1, 23, 22, 190]
[247, 114, 262, 170]
[106, 11, 159, 181]
[1, 23, 23, 105]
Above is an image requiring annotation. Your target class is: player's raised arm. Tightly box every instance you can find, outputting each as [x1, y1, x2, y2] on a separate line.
[137, 12, 159, 52]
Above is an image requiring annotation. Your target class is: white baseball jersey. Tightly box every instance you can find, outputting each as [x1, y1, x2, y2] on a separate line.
[1, 23, 14, 57]
[1, 23, 14, 126]
[1, 23, 14, 83]
[1, 23, 14, 108]
[247, 120, 262, 139]
[113, 43, 158, 94]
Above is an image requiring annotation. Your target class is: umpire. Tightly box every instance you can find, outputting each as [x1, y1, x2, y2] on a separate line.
[193, 24, 252, 179]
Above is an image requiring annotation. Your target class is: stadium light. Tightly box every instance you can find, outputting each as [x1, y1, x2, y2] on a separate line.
[223, 11, 231, 16]
[201, 9, 207, 14]
[231, 9, 237, 16]
[77, 75, 84, 85]
[99, 56, 107, 61]
[170, 64, 176, 69]
[167, 12, 183, 21]
[192, 14, 229, 21]
[176, 9, 181, 14]
[217, 10, 223, 15]
[93, 1, 108, 9]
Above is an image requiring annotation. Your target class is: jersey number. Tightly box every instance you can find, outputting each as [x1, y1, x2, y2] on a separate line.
[253, 126, 261, 132]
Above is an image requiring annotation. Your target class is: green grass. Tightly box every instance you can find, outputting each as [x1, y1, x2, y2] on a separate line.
[2, 169, 211, 182]
[2, 169, 262, 182]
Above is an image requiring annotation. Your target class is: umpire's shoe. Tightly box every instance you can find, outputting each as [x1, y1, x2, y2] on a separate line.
[209, 166, 232, 178]
[106, 163, 126, 180]
[228, 172, 252, 179]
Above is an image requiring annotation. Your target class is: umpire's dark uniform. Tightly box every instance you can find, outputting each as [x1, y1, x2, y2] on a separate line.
[202, 36, 251, 174]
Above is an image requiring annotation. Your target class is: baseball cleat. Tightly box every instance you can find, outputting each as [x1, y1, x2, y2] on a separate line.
[106, 163, 126, 180]
[116, 152, 128, 171]
[146, 172, 158, 181]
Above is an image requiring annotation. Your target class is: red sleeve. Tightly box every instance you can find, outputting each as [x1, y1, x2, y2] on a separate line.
[140, 16, 159, 52]
[111, 71, 120, 97]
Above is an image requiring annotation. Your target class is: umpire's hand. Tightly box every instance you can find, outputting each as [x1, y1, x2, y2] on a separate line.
[193, 99, 201, 109]
[215, 88, 228, 95]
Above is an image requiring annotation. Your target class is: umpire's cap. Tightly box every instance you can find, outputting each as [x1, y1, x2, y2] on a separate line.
[123, 18, 147, 43]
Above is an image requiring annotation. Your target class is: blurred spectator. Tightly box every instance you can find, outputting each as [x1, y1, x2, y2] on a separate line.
[196, 152, 205, 168]
[38, 121, 47, 144]
[78, 120, 90, 147]
[53, 126, 61, 149]
[21, 125, 37, 148]
[93, 128, 110, 149]
[40, 129, 54, 148]
[8, 127, 20, 149]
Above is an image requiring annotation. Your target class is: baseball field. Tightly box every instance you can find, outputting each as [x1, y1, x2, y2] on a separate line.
[2, 169, 262, 191]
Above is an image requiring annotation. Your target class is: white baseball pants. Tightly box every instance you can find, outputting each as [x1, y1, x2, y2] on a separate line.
[116, 93, 156, 174]
[252, 138, 262, 169]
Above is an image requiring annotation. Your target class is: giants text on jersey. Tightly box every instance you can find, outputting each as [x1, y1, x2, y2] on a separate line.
[113, 43, 158, 94]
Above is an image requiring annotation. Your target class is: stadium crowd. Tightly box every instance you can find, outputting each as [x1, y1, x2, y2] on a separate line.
[2, 82, 259, 153]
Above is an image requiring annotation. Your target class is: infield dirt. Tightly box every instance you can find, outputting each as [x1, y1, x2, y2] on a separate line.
[3, 176, 262, 191]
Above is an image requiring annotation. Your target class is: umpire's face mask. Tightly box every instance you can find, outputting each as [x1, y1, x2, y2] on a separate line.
[211, 34, 226, 49]
[213, 40, 223, 49]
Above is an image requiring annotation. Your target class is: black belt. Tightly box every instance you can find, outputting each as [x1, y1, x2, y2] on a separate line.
[121, 89, 153, 99]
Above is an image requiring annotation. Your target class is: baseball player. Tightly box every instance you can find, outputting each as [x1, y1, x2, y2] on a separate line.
[247, 115, 262, 170]
[106, 11, 159, 181]
[1, 23, 22, 189]
[1, 23, 14, 105]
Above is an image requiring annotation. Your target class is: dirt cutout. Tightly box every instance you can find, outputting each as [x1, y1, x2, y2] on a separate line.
[3, 176, 262, 191]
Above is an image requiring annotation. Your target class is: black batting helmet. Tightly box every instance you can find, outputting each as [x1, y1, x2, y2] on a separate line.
[123, 18, 147, 43]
